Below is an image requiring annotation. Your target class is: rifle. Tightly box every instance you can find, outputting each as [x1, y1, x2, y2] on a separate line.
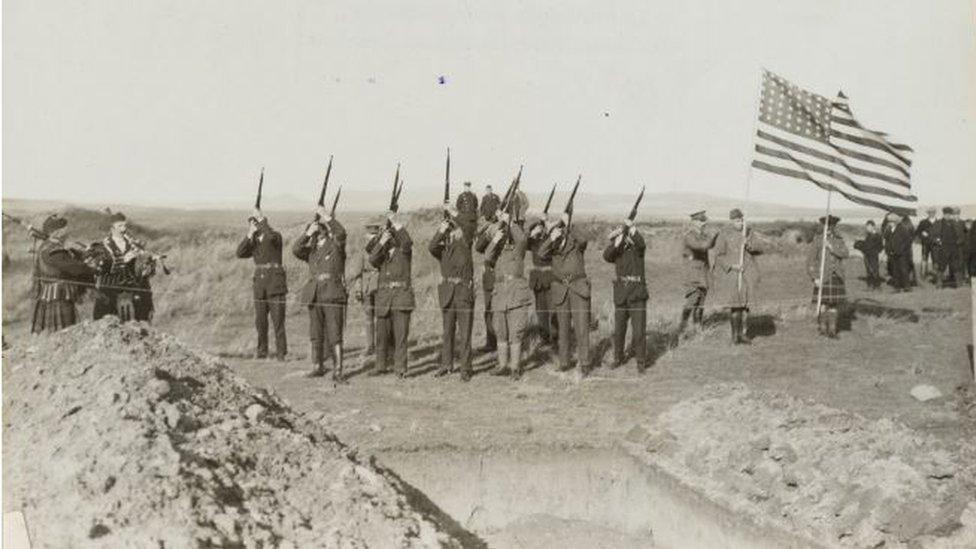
[389, 163, 401, 212]
[499, 165, 523, 216]
[627, 185, 645, 221]
[248, 167, 264, 222]
[443, 148, 451, 221]
[542, 183, 557, 214]
[314, 155, 334, 222]
[330, 186, 342, 217]
[563, 174, 582, 224]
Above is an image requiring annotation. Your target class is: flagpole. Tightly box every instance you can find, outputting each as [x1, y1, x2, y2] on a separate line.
[815, 190, 834, 314]
[738, 67, 765, 292]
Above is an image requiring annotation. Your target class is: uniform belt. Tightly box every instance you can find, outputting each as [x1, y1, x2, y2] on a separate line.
[442, 276, 471, 284]
[382, 281, 410, 288]
[496, 273, 523, 281]
[530, 266, 552, 272]
[255, 263, 282, 269]
[618, 275, 644, 283]
[315, 273, 342, 281]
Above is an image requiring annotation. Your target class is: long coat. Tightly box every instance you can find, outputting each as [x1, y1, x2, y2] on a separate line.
[428, 227, 474, 309]
[681, 227, 716, 291]
[540, 227, 590, 306]
[483, 223, 533, 312]
[712, 228, 764, 308]
[368, 226, 416, 314]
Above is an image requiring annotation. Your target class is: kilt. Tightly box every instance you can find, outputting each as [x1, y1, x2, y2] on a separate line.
[31, 300, 78, 334]
[812, 274, 846, 306]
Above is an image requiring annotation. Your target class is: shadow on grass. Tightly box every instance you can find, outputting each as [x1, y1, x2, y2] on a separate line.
[849, 298, 920, 323]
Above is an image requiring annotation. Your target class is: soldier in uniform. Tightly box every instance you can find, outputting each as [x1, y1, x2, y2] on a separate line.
[476, 231, 498, 353]
[236, 208, 287, 360]
[292, 206, 348, 380]
[368, 210, 415, 378]
[915, 207, 937, 281]
[853, 220, 884, 289]
[807, 215, 849, 338]
[602, 217, 648, 372]
[348, 224, 381, 355]
[91, 212, 156, 322]
[540, 212, 591, 374]
[455, 181, 479, 243]
[30, 215, 96, 333]
[428, 206, 475, 381]
[480, 184, 500, 222]
[679, 210, 716, 334]
[527, 210, 556, 345]
[477, 210, 533, 379]
[712, 209, 765, 345]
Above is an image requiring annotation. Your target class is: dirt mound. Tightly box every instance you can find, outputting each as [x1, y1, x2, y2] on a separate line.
[623, 384, 976, 548]
[2, 318, 475, 548]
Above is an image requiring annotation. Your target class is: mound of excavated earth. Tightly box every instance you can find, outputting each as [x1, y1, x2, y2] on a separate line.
[623, 384, 976, 548]
[2, 319, 476, 548]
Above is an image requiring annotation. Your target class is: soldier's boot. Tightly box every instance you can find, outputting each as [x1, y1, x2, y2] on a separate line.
[693, 308, 704, 330]
[306, 342, 326, 377]
[816, 307, 827, 336]
[678, 308, 692, 335]
[510, 340, 523, 381]
[331, 344, 347, 384]
[826, 308, 839, 339]
[738, 311, 751, 344]
[491, 343, 510, 376]
[729, 313, 740, 344]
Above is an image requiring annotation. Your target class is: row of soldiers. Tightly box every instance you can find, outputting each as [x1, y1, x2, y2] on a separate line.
[24, 183, 858, 379]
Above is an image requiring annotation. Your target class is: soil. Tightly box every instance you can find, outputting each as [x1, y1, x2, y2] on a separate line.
[2, 318, 476, 548]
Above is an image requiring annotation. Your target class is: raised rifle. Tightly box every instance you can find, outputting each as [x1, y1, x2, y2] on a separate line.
[563, 174, 582, 225]
[389, 163, 401, 212]
[314, 155, 334, 222]
[443, 148, 451, 221]
[330, 186, 342, 217]
[542, 183, 557, 214]
[628, 185, 645, 222]
[248, 167, 264, 223]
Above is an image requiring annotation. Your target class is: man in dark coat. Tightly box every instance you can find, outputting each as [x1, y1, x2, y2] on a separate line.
[429, 206, 475, 380]
[236, 209, 288, 360]
[602, 217, 648, 372]
[479, 184, 500, 222]
[887, 214, 914, 292]
[915, 207, 937, 281]
[539, 213, 591, 374]
[853, 220, 884, 289]
[368, 211, 415, 378]
[91, 212, 156, 322]
[679, 210, 716, 334]
[30, 214, 96, 333]
[527, 210, 557, 345]
[936, 207, 969, 287]
[455, 181, 479, 243]
[292, 206, 348, 380]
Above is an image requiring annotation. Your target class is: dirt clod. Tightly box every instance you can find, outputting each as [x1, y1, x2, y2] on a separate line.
[2, 318, 472, 548]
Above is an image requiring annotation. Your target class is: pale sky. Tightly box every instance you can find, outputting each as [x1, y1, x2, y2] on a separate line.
[4, 0, 976, 210]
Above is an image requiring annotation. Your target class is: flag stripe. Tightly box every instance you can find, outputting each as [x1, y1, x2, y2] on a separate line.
[829, 129, 913, 165]
[756, 128, 910, 188]
[751, 160, 916, 216]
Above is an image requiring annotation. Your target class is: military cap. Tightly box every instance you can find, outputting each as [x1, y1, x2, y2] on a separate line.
[109, 212, 127, 223]
[942, 206, 953, 215]
[41, 214, 68, 236]
[729, 208, 744, 220]
[690, 210, 707, 221]
[463, 181, 472, 187]
[818, 214, 840, 226]
[952, 206, 962, 215]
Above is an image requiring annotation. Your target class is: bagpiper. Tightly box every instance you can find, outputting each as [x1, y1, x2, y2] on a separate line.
[428, 205, 475, 380]
[91, 212, 157, 322]
[807, 215, 849, 338]
[602, 216, 648, 372]
[29, 214, 96, 333]
[292, 206, 348, 380]
[236, 207, 288, 361]
[679, 210, 716, 334]
[712, 209, 765, 345]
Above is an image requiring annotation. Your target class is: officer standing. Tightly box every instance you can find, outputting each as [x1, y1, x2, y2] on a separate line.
[480, 184, 500, 222]
[29, 214, 96, 334]
[236, 208, 288, 361]
[428, 206, 475, 381]
[540, 212, 591, 374]
[478, 210, 533, 379]
[455, 181, 479, 243]
[368, 210, 415, 379]
[679, 210, 716, 334]
[527, 210, 556, 345]
[602, 216, 648, 372]
[915, 207, 937, 281]
[292, 206, 348, 381]
[348, 223, 381, 355]
[712, 209, 765, 345]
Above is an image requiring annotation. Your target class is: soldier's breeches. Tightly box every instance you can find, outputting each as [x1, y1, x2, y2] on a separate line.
[377, 310, 411, 374]
[555, 293, 590, 369]
[309, 303, 344, 365]
[442, 306, 473, 373]
[483, 290, 496, 346]
[256, 295, 287, 358]
[683, 287, 707, 313]
[494, 305, 529, 344]
[364, 293, 376, 351]
[614, 301, 646, 366]
[533, 287, 555, 339]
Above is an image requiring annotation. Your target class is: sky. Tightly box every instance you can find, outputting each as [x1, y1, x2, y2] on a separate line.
[4, 0, 976, 211]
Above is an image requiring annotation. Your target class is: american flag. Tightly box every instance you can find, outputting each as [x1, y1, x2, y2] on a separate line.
[751, 70, 917, 216]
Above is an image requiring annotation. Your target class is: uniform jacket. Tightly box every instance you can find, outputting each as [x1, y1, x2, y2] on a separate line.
[368, 226, 416, 314]
[807, 232, 849, 283]
[602, 229, 648, 305]
[236, 223, 287, 298]
[853, 233, 883, 259]
[428, 227, 474, 309]
[681, 226, 716, 290]
[540, 226, 590, 305]
[480, 193, 500, 221]
[482, 222, 533, 311]
[915, 218, 936, 247]
[526, 220, 554, 291]
[33, 241, 95, 302]
[292, 219, 347, 305]
[456, 191, 479, 220]
[713, 228, 765, 308]
[349, 248, 379, 298]
[474, 225, 496, 294]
